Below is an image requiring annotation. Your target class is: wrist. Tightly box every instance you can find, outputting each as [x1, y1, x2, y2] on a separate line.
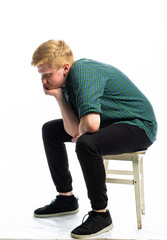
[53, 88, 64, 101]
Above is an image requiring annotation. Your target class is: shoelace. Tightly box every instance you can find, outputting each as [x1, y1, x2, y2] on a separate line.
[50, 196, 62, 205]
[43, 199, 56, 208]
[82, 211, 96, 224]
[82, 213, 89, 223]
[50, 199, 56, 204]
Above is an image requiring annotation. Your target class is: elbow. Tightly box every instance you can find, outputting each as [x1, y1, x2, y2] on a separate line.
[86, 123, 100, 133]
[80, 113, 100, 134]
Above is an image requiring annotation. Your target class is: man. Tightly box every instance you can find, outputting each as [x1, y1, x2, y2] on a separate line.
[31, 40, 157, 238]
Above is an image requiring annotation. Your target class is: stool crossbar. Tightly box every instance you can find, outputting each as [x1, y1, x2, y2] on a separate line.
[103, 151, 146, 229]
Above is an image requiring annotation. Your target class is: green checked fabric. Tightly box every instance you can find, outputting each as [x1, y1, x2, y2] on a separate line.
[65, 58, 157, 142]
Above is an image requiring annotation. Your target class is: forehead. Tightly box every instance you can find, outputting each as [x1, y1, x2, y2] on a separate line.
[37, 63, 55, 74]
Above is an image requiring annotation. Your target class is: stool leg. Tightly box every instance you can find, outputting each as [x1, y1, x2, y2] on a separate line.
[104, 159, 109, 174]
[140, 156, 145, 215]
[133, 154, 142, 229]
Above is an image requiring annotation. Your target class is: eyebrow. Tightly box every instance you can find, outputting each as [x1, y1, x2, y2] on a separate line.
[40, 72, 51, 76]
[44, 72, 51, 75]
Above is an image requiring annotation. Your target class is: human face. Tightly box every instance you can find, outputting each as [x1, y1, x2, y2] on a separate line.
[37, 63, 67, 90]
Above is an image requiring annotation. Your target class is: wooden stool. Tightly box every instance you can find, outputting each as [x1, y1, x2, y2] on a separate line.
[103, 151, 146, 229]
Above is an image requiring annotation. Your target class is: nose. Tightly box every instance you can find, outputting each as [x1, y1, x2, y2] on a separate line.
[41, 78, 47, 84]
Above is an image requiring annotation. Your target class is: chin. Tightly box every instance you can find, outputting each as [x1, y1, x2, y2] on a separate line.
[47, 85, 57, 90]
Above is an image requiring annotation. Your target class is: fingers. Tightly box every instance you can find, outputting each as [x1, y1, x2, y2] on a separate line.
[72, 135, 80, 143]
[43, 84, 49, 94]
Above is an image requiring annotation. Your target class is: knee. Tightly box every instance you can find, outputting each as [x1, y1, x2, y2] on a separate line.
[76, 134, 101, 158]
[42, 120, 60, 140]
[42, 119, 68, 144]
[42, 121, 52, 137]
[76, 135, 89, 154]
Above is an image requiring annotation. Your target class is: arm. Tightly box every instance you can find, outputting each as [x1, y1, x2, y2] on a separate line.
[54, 89, 80, 137]
[79, 113, 100, 135]
[44, 86, 80, 137]
[43, 86, 100, 139]
[72, 113, 100, 142]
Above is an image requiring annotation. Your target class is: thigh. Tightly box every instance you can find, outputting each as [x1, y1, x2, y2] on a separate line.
[78, 123, 152, 155]
[42, 119, 72, 144]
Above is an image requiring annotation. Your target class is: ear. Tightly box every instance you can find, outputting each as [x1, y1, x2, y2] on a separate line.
[63, 64, 70, 76]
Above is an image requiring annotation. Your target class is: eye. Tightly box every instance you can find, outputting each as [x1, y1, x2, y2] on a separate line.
[42, 73, 51, 79]
[46, 73, 51, 77]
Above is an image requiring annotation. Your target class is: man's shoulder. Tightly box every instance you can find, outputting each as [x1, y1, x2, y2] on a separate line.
[67, 59, 105, 85]
[70, 59, 96, 76]
[69, 58, 120, 84]
[71, 58, 111, 73]
[72, 58, 117, 73]
[72, 58, 93, 68]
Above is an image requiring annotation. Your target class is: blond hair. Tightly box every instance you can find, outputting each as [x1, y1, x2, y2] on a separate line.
[31, 40, 74, 69]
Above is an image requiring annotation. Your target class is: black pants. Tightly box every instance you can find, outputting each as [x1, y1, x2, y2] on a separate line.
[42, 119, 152, 210]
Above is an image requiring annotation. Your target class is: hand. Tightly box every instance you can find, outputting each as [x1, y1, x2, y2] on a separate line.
[72, 135, 80, 143]
[43, 84, 63, 99]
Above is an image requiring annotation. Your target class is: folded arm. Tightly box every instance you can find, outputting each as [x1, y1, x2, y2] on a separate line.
[79, 113, 100, 134]
[72, 113, 100, 142]
[55, 89, 101, 141]
[43, 87, 100, 141]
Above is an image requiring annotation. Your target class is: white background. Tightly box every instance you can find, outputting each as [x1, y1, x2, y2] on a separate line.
[0, 0, 167, 239]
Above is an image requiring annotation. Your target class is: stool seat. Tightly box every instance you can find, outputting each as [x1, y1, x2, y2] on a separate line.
[103, 150, 146, 229]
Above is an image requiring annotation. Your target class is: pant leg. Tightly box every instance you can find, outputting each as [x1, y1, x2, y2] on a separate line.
[42, 119, 73, 193]
[76, 123, 152, 210]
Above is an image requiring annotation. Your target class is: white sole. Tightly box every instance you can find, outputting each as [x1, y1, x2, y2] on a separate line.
[34, 208, 79, 218]
[71, 223, 114, 239]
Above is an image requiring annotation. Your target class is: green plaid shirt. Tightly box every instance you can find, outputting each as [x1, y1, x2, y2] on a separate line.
[65, 59, 157, 142]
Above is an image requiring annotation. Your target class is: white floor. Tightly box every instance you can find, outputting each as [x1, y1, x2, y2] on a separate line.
[0, 140, 167, 240]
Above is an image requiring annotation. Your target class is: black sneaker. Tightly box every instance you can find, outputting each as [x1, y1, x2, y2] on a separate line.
[34, 195, 79, 218]
[71, 210, 113, 239]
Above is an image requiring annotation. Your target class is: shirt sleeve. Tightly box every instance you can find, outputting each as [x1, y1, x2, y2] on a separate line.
[70, 62, 107, 119]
